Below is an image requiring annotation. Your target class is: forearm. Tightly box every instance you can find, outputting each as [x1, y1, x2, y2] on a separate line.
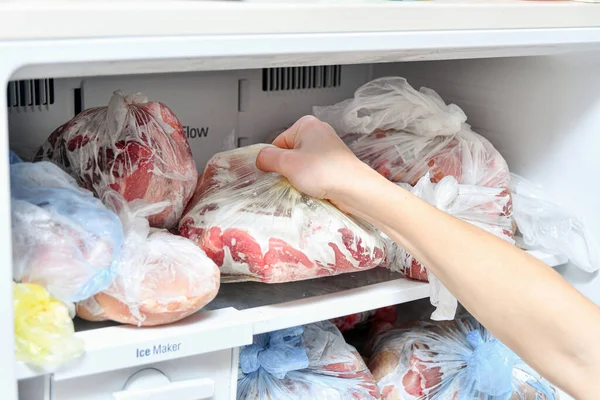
[339, 166, 600, 399]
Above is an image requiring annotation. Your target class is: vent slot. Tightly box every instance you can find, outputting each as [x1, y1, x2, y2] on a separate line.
[7, 79, 55, 110]
[262, 66, 342, 92]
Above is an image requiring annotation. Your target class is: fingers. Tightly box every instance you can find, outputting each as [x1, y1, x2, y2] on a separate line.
[256, 145, 289, 174]
[271, 115, 320, 149]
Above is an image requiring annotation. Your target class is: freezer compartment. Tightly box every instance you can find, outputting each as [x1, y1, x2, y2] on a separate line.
[8, 55, 597, 383]
[50, 348, 237, 400]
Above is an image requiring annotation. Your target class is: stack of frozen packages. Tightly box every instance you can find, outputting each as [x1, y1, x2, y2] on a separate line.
[34, 91, 198, 229]
[367, 317, 558, 399]
[77, 191, 220, 326]
[179, 144, 385, 283]
[10, 151, 124, 304]
[14, 282, 84, 367]
[314, 77, 514, 320]
[510, 173, 599, 273]
[237, 321, 380, 399]
[331, 306, 398, 333]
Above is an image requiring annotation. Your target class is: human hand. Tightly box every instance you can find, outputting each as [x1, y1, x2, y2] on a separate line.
[256, 116, 381, 212]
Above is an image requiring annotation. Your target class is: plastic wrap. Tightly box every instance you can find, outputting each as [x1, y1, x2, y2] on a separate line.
[77, 193, 220, 326]
[313, 77, 510, 189]
[179, 144, 385, 283]
[331, 306, 397, 333]
[367, 317, 558, 400]
[238, 321, 380, 399]
[14, 283, 84, 366]
[34, 91, 198, 229]
[11, 158, 124, 303]
[382, 174, 514, 320]
[511, 173, 598, 272]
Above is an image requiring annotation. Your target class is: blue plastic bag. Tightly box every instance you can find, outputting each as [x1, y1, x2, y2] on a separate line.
[9, 151, 23, 164]
[368, 317, 557, 399]
[11, 156, 124, 303]
[237, 321, 380, 399]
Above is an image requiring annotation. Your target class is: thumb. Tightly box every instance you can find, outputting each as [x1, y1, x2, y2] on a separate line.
[256, 145, 290, 175]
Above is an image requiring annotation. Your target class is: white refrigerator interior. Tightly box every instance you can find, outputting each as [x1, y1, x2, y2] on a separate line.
[2, 1, 599, 399]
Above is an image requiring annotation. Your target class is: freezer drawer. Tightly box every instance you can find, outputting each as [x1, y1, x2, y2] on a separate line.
[49, 348, 238, 400]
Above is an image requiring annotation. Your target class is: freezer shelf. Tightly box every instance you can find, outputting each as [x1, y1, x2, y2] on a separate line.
[1, 0, 600, 41]
[14, 248, 566, 382]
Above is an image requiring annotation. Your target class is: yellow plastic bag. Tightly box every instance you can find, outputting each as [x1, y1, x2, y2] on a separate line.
[14, 282, 84, 366]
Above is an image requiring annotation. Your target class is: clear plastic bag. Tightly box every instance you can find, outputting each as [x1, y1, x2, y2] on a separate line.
[331, 306, 397, 333]
[367, 317, 558, 400]
[238, 321, 380, 399]
[34, 91, 198, 229]
[179, 144, 385, 283]
[14, 282, 84, 367]
[382, 174, 514, 320]
[11, 159, 124, 303]
[313, 77, 510, 189]
[510, 173, 598, 273]
[77, 192, 220, 326]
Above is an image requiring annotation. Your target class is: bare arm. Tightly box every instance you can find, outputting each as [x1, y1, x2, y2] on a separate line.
[257, 116, 600, 399]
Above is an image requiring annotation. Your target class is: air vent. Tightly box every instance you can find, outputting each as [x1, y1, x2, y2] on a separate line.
[7, 79, 55, 110]
[262, 66, 342, 92]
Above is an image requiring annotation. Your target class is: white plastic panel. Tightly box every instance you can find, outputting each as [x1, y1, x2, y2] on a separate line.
[52, 348, 235, 400]
[16, 308, 252, 381]
[2, 0, 600, 41]
[8, 78, 81, 160]
[375, 55, 600, 303]
[237, 65, 372, 143]
[17, 376, 50, 400]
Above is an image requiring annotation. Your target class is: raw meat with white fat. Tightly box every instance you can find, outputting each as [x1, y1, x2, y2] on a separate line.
[237, 321, 380, 399]
[367, 318, 558, 399]
[77, 192, 220, 326]
[35, 91, 197, 229]
[313, 77, 511, 190]
[179, 144, 385, 283]
[314, 77, 513, 317]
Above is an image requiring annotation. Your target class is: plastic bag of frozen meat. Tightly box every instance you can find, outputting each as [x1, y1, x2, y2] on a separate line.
[34, 91, 197, 229]
[510, 173, 598, 273]
[77, 192, 220, 326]
[367, 317, 558, 400]
[382, 173, 514, 320]
[14, 282, 84, 367]
[237, 321, 380, 399]
[331, 306, 398, 333]
[179, 144, 385, 283]
[313, 77, 511, 189]
[11, 155, 124, 303]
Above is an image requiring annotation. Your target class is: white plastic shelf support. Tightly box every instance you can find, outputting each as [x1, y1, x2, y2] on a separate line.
[0, 66, 17, 400]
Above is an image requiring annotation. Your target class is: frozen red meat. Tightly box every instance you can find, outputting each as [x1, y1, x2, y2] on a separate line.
[367, 318, 558, 400]
[331, 306, 397, 333]
[314, 77, 510, 190]
[35, 91, 197, 229]
[179, 144, 384, 283]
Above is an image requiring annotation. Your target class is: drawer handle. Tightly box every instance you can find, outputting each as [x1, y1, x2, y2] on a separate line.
[113, 369, 214, 400]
